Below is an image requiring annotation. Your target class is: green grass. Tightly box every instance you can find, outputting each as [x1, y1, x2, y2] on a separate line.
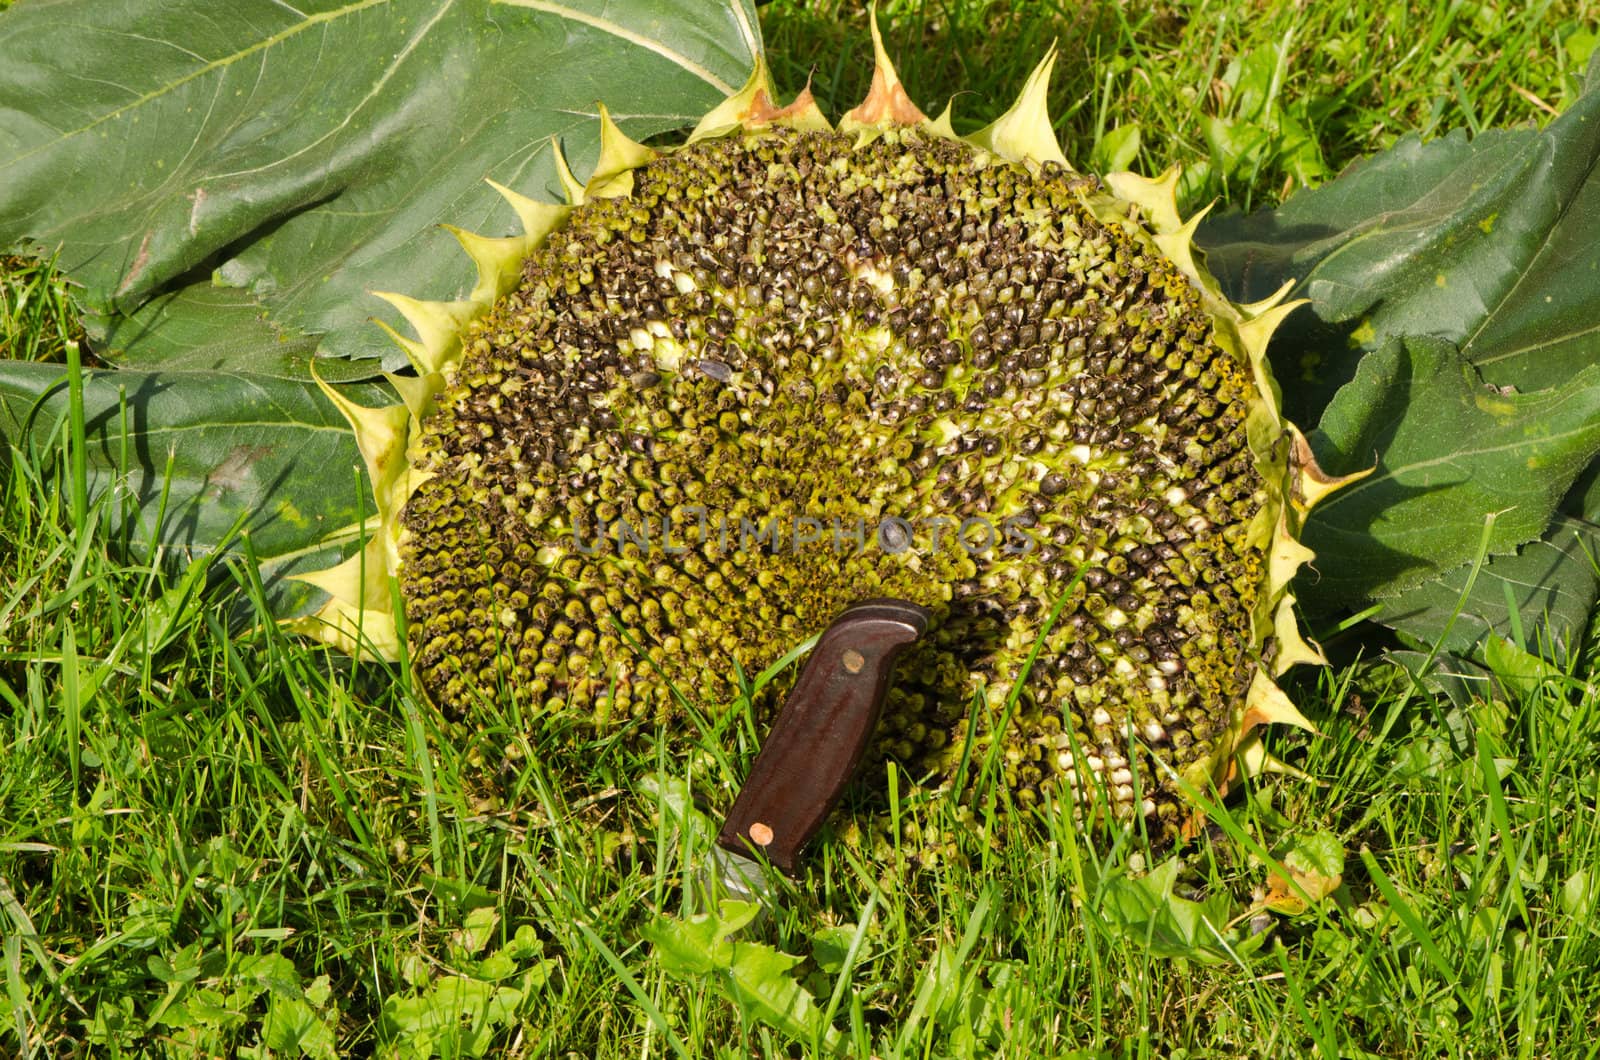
[0, 254, 85, 363]
[5, 427, 1600, 1057]
[4, 0, 1600, 1056]
[766, 0, 1597, 211]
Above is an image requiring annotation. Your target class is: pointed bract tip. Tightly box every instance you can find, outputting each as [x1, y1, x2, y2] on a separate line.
[550, 138, 585, 205]
[1235, 733, 1318, 783]
[840, 7, 928, 131]
[1268, 509, 1318, 592]
[385, 370, 438, 425]
[288, 375, 408, 663]
[485, 178, 571, 245]
[1289, 425, 1374, 513]
[371, 291, 476, 377]
[1272, 593, 1329, 676]
[1233, 295, 1303, 433]
[589, 104, 657, 195]
[308, 362, 411, 519]
[742, 77, 833, 133]
[290, 536, 384, 607]
[1153, 202, 1213, 287]
[1243, 670, 1319, 735]
[1237, 297, 1307, 362]
[1241, 279, 1298, 318]
[689, 52, 779, 142]
[371, 318, 431, 377]
[965, 43, 1068, 167]
[286, 539, 404, 661]
[924, 99, 959, 140]
[443, 224, 528, 306]
[1103, 167, 1182, 234]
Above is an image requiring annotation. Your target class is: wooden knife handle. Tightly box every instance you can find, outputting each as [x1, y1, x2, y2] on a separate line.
[716, 598, 930, 875]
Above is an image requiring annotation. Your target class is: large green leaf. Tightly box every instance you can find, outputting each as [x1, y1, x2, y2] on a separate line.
[1197, 61, 1600, 653]
[0, 361, 389, 616]
[1201, 57, 1600, 422]
[1375, 516, 1600, 658]
[1302, 336, 1600, 602]
[95, 285, 328, 380]
[0, 0, 761, 373]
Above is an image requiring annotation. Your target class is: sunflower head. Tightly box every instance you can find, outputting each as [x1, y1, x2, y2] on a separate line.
[288, 19, 1366, 835]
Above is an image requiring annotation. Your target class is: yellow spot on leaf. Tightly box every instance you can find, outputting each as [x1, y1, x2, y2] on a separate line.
[1474, 393, 1517, 418]
[278, 501, 310, 528]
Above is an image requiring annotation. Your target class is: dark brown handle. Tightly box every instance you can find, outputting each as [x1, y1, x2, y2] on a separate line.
[716, 598, 930, 875]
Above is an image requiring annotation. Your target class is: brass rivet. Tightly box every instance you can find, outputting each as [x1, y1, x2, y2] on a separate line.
[749, 821, 774, 846]
[841, 649, 865, 674]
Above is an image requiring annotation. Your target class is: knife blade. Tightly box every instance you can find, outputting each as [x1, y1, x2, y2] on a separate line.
[709, 597, 930, 900]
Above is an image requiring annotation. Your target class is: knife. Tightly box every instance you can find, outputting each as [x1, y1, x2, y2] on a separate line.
[710, 597, 931, 901]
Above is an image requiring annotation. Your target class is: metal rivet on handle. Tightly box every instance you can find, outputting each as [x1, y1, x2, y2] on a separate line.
[841, 648, 865, 674]
[749, 822, 774, 846]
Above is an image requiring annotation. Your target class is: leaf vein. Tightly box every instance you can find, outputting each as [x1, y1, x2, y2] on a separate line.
[1, 0, 390, 175]
[203, 0, 457, 183]
[492, 0, 737, 94]
[1462, 141, 1600, 353]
